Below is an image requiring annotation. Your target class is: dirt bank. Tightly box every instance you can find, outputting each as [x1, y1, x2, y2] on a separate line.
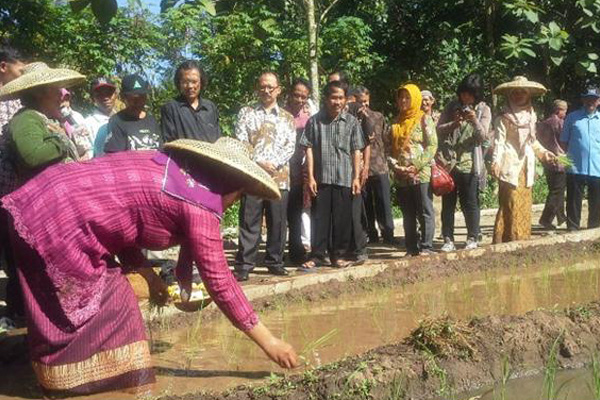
[159, 301, 600, 400]
[148, 240, 600, 332]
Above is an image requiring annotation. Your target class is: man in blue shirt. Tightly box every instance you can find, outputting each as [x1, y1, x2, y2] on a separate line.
[560, 88, 600, 230]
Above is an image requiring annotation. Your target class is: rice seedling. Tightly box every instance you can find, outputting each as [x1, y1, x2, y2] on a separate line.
[423, 349, 454, 399]
[556, 154, 574, 169]
[299, 328, 339, 366]
[385, 375, 406, 400]
[542, 331, 573, 400]
[588, 352, 600, 400]
[493, 355, 512, 400]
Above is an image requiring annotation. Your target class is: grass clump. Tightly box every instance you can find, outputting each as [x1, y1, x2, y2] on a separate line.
[408, 315, 475, 359]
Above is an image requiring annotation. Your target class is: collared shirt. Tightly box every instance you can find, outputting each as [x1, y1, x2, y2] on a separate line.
[299, 110, 366, 188]
[286, 103, 318, 186]
[561, 109, 600, 178]
[235, 103, 296, 190]
[363, 110, 389, 176]
[537, 114, 565, 172]
[161, 96, 221, 143]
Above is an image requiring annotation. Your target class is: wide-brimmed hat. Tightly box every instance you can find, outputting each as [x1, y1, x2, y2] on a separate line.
[0, 63, 85, 101]
[164, 137, 281, 200]
[494, 76, 547, 97]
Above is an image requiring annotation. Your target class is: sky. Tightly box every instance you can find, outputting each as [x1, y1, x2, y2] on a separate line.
[116, 0, 161, 14]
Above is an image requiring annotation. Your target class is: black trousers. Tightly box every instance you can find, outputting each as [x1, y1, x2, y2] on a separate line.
[310, 184, 352, 262]
[363, 174, 395, 241]
[0, 208, 22, 318]
[396, 183, 435, 255]
[235, 191, 289, 271]
[441, 171, 480, 241]
[287, 184, 306, 262]
[349, 193, 368, 257]
[539, 169, 566, 226]
[566, 174, 600, 230]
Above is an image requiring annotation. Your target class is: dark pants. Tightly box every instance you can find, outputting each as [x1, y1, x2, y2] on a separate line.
[363, 174, 395, 241]
[349, 193, 368, 257]
[566, 174, 600, 230]
[287, 184, 306, 262]
[539, 169, 566, 226]
[396, 183, 435, 255]
[235, 192, 289, 272]
[310, 184, 352, 262]
[0, 208, 23, 318]
[441, 171, 480, 241]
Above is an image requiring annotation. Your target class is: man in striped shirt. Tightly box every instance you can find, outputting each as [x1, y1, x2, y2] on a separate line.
[299, 81, 366, 269]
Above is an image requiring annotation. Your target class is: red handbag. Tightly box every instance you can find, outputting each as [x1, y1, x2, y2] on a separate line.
[418, 116, 455, 196]
[431, 162, 455, 196]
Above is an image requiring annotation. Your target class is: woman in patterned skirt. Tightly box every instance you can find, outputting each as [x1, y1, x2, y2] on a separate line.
[2, 137, 298, 396]
[491, 76, 556, 243]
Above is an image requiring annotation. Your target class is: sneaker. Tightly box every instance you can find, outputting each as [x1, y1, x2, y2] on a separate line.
[440, 238, 456, 252]
[419, 249, 435, 256]
[464, 237, 478, 250]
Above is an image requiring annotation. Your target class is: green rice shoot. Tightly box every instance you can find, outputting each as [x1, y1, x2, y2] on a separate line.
[299, 328, 339, 361]
[556, 154, 574, 168]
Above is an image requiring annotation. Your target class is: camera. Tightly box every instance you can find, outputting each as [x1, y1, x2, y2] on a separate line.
[461, 105, 473, 114]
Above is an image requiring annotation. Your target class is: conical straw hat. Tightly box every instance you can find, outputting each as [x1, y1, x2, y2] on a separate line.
[494, 76, 547, 97]
[164, 137, 281, 200]
[0, 63, 85, 101]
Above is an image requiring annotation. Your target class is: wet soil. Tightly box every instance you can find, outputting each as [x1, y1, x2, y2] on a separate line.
[3, 241, 600, 400]
[161, 302, 600, 400]
[150, 240, 600, 332]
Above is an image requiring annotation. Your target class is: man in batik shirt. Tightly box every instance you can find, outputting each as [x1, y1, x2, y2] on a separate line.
[234, 72, 296, 281]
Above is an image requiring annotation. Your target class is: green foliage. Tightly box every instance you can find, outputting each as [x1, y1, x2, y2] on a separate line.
[1, 0, 162, 110]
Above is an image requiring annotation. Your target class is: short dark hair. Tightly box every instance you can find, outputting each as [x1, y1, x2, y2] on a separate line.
[329, 70, 349, 86]
[0, 47, 22, 64]
[352, 85, 370, 96]
[257, 71, 279, 86]
[457, 73, 484, 103]
[322, 81, 347, 98]
[174, 60, 207, 89]
[291, 77, 312, 94]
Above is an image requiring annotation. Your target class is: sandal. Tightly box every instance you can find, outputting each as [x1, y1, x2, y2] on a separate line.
[297, 259, 320, 273]
[331, 259, 354, 269]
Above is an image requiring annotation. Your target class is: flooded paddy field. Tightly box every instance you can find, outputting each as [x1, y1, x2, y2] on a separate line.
[2, 240, 600, 399]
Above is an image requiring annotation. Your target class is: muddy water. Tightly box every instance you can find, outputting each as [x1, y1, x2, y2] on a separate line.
[464, 368, 594, 400]
[1, 259, 600, 400]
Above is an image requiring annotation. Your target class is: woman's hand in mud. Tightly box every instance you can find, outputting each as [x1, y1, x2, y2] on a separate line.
[139, 267, 169, 306]
[245, 322, 299, 369]
[262, 337, 299, 369]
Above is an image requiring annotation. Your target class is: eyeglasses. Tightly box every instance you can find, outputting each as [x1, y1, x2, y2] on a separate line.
[258, 85, 279, 93]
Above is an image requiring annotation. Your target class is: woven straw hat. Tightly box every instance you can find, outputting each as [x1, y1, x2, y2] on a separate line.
[0, 63, 85, 101]
[164, 137, 281, 200]
[494, 76, 547, 97]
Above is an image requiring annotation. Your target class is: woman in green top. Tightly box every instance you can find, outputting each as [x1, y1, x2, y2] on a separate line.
[436, 74, 492, 252]
[386, 84, 438, 256]
[1, 63, 86, 182]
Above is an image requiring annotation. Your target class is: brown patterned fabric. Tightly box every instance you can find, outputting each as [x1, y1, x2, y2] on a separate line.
[493, 166, 532, 243]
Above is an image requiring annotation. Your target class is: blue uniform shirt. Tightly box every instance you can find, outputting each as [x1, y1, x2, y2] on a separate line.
[560, 109, 600, 177]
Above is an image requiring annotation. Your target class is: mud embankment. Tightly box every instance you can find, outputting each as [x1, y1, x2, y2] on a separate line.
[149, 240, 600, 332]
[160, 301, 600, 400]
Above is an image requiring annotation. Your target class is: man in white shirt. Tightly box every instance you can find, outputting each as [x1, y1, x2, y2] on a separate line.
[84, 77, 117, 155]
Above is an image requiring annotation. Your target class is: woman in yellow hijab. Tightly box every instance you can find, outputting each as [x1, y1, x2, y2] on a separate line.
[386, 83, 438, 256]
